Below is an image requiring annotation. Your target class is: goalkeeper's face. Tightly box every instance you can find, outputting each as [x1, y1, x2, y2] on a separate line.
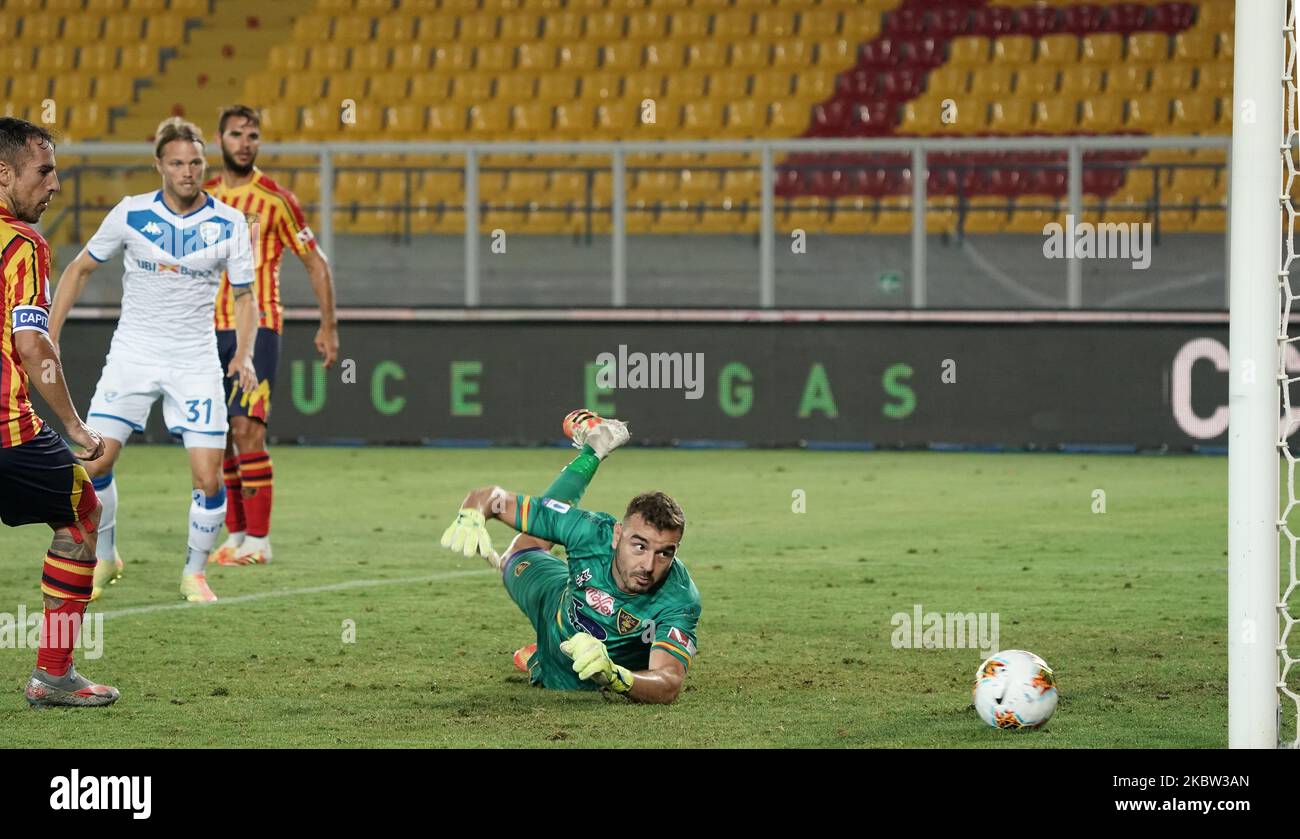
[611, 513, 681, 595]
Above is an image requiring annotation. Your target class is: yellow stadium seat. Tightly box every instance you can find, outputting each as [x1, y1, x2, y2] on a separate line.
[476, 43, 514, 72]
[293, 15, 333, 42]
[992, 36, 1034, 66]
[1150, 63, 1194, 95]
[375, 16, 415, 44]
[669, 11, 709, 40]
[769, 41, 812, 69]
[1218, 32, 1233, 60]
[815, 38, 857, 68]
[142, 16, 183, 46]
[553, 102, 594, 137]
[644, 41, 683, 69]
[713, 11, 753, 39]
[679, 169, 720, 198]
[723, 101, 761, 137]
[459, 15, 499, 43]
[928, 66, 968, 97]
[517, 43, 557, 71]
[631, 170, 674, 201]
[392, 45, 430, 71]
[66, 103, 108, 139]
[755, 10, 795, 38]
[663, 71, 704, 100]
[1036, 34, 1078, 66]
[511, 103, 551, 137]
[963, 197, 1010, 234]
[85, 0, 124, 9]
[536, 73, 579, 102]
[1195, 1, 1234, 31]
[1080, 34, 1122, 64]
[283, 74, 328, 105]
[309, 44, 348, 72]
[587, 11, 626, 40]
[1190, 207, 1225, 234]
[840, 8, 882, 41]
[948, 37, 990, 67]
[687, 42, 727, 70]
[267, 44, 308, 71]
[720, 169, 758, 202]
[168, 0, 208, 9]
[468, 103, 510, 136]
[501, 14, 542, 42]
[127, 0, 166, 10]
[542, 12, 583, 41]
[627, 11, 666, 41]
[766, 99, 805, 136]
[681, 101, 722, 135]
[970, 68, 1015, 97]
[8, 75, 46, 102]
[797, 9, 837, 39]
[333, 15, 374, 45]
[64, 16, 104, 44]
[77, 44, 117, 73]
[599, 43, 640, 71]
[827, 197, 872, 234]
[595, 101, 635, 135]
[989, 100, 1032, 133]
[44, 0, 82, 11]
[1171, 95, 1216, 132]
[752, 69, 792, 101]
[1034, 99, 1076, 129]
[420, 171, 464, 200]
[21, 16, 58, 43]
[450, 75, 493, 103]
[730, 41, 768, 70]
[409, 75, 448, 103]
[1060, 66, 1103, 97]
[1167, 168, 1216, 194]
[1174, 31, 1216, 62]
[794, 71, 832, 101]
[1079, 97, 1123, 132]
[1197, 62, 1232, 95]
[1127, 32, 1169, 64]
[299, 104, 341, 138]
[385, 104, 425, 136]
[334, 171, 377, 204]
[623, 71, 663, 99]
[426, 105, 464, 136]
[443, 0, 483, 11]
[315, 0, 352, 13]
[580, 71, 620, 100]
[433, 44, 473, 72]
[558, 44, 596, 70]
[417, 15, 457, 42]
[1007, 196, 1061, 235]
[351, 44, 390, 72]
[1159, 192, 1195, 232]
[344, 103, 383, 136]
[244, 73, 282, 105]
[495, 72, 535, 100]
[37, 45, 77, 73]
[1127, 95, 1169, 131]
[257, 105, 297, 140]
[1016, 66, 1057, 98]
[330, 72, 370, 101]
[1107, 65, 1148, 96]
[709, 71, 749, 100]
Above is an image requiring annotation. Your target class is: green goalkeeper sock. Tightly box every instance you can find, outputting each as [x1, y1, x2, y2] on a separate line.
[542, 445, 601, 505]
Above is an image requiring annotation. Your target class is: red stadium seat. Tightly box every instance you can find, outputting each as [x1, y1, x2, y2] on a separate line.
[1062, 4, 1105, 35]
[928, 7, 970, 38]
[1101, 3, 1149, 34]
[1151, 2, 1196, 33]
[886, 7, 926, 38]
[971, 7, 1015, 37]
[809, 100, 851, 136]
[837, 69, 874, 99]
[881, 67, 925, 100]
[1013, 6, 1060, 37]
[857, 40, 897, 70]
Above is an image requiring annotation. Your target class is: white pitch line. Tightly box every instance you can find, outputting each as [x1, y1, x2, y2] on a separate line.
[94, 568, 493, 620]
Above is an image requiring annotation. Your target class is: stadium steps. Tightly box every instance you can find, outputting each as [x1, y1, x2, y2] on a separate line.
[110, 0, 315, 141]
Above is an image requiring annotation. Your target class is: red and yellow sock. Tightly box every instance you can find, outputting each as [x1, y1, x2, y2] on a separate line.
[238, 451, 274, 538]
[223, 456, 246, 534]
[38, 549, 94, 677]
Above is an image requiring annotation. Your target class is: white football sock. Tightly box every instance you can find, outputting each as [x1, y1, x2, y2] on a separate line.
[92, 474, 117, 563]
[185, 488, 227, 575]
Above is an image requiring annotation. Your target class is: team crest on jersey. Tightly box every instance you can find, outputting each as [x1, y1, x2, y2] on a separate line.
[513, 561, 530, 577]
[616, 608, 641, 634]
[198, 221, 222, 245]
[584, 587, 615, 616]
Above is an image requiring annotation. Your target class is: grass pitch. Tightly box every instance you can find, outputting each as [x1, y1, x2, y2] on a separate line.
[0, 445, 1264, 748]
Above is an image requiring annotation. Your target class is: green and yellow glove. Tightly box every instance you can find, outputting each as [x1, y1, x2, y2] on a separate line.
[560, 632, 635, 694]
[439, 508, 496, 562]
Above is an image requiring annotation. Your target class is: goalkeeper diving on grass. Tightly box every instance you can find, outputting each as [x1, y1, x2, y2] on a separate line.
[440, 410, 700, 704]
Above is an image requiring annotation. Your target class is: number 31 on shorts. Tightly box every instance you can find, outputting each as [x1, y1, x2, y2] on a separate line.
[186, 398, 213, 424]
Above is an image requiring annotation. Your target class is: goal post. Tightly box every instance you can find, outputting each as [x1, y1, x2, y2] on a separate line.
[1228, 0, 1284, 749]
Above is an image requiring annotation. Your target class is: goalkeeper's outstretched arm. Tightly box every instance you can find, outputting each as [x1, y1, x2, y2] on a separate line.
[441, 486, 551, 562]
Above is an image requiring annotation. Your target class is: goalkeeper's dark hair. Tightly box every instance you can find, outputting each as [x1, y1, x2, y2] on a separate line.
[217, 104, 260, 135]
[0, 118, 55, 171]
[625, 491, 686, 536]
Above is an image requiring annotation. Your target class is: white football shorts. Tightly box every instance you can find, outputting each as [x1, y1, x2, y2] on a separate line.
[87, 353, 228, 449]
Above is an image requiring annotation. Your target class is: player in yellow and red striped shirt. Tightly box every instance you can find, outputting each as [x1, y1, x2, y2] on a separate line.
[0, 118, 118, 707]
[205, 106, 339, 566]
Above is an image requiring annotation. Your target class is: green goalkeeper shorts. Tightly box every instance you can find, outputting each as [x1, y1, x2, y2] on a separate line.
[501, 549, 592, 691]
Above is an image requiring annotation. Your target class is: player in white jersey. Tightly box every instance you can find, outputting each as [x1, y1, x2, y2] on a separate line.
[48, 118, 258, 603]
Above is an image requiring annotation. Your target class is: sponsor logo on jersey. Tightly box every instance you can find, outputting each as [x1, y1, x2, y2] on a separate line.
[667, 627, 697, 656]
[566, 598, 607, 641]
[544, 498, 571, 514]
[513, 560, 530, 577]
[11, 306, 49, 333]
[574, 568, 592, 587]
[616, 608, 641, 634]
[585, 587, 615, 616]
[133, 258, 214, 279]
[142, 221, 162, 236]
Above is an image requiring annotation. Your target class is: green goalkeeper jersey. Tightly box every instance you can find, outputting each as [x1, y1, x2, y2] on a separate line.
[515, 494, 701, 675]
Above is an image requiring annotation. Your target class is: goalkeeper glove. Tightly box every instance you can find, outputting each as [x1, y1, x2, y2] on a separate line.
[439, 508, 496, 563]
[560, 632, 635, 694]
